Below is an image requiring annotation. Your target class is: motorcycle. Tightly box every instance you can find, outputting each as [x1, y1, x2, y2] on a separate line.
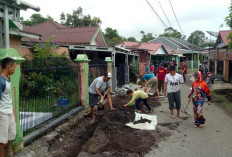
[205, 72, 215, 87]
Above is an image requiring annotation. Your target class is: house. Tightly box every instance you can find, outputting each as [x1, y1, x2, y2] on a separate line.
[209, 30, 232, 83]
[150, 37, 203, 69]
[23, 21, 107, 60]
[118, 41, 181, 75]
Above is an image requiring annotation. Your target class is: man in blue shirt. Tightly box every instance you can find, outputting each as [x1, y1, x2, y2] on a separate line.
[141, 74, 160, 98]
[0, 58, 17, 157]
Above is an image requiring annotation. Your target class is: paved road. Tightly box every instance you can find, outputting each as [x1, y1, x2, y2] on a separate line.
[145, 79, 232, 157]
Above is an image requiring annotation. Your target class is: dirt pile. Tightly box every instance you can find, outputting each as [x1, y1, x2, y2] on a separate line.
[45, 95, 166, 157]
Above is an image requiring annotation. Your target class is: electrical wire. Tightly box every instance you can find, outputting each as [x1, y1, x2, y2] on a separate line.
[168, 0, 184, 35]
[145, 0, 168, 29]
[155, 0, 172, 27]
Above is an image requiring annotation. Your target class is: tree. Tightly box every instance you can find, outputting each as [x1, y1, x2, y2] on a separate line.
[61, 7, 102, 27]
[103, 27, 124, 46]
[225, 0, 232, 29]
[140, 31, 156, 42]
[126, 37, 137, 42]
[21, 13, 53, 26]
[159, 27, 185, 39]
[227, 32, 232, 49]
[187, 30, 206, 47]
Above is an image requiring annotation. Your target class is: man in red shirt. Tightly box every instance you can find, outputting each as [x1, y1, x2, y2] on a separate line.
[156, 64, 168, 94]
[182, 61, 187, 82]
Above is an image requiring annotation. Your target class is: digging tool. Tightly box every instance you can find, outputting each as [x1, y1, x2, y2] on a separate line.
[98, 93, 106, 110]
[181, 99, 191, 115]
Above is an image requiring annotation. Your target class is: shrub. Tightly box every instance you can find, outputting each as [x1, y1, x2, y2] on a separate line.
[129, 62, 139, 83]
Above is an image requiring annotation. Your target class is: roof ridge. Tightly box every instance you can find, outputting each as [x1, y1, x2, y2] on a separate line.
[59, 25, 99, 29]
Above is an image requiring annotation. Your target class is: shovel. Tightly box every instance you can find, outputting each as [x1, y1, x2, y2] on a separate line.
[98, 93, 106, 110]
[181, 99, 191, 115]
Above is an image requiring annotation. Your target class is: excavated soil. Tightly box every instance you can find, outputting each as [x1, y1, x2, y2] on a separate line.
[45, 95, 168, 157]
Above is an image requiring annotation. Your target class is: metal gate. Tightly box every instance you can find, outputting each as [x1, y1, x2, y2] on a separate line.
[217, 61, 223, 76]
[117, 64, 125, 87]
[229, 61, 232, 83]
[209, 60, 215, 73]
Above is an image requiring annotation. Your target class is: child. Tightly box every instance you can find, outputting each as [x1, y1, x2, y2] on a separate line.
[124, 89, 152, 113]
[164, 66, 184, 118]
[188, 71, 211, 128]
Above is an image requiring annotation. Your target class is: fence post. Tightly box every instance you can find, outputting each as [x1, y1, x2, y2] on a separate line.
[105, 57, 113, 92]
[0, 48, 25, 153]
[75, 54, 90, 107]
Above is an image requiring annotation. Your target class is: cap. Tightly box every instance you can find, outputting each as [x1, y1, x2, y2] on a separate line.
[106, 72, 112, 78]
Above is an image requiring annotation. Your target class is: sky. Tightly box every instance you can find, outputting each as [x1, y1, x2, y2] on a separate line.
[21, 0, 231, 41]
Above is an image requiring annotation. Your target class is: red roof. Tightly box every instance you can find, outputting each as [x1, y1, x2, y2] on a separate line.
[117, 41, 140, 48]
[163, 44, 180, 55]
[138, 43, 162, 54]
[219, 30, 232, 44]
[24, 21, 105, 46]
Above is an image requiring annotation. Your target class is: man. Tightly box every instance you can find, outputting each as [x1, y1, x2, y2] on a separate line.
[141, 73, 160, 98]
[157, 63, 168, 94]
[89, 72, 114, 120]
[145, 64, 150, 74]
[182, 60, 187, 82]
[164, 66, 184, 118]
[124, 89, 152, 113]
[0, 58, 17, 157]
[149, 63, 154, 74]
[203, 62, 208, 79]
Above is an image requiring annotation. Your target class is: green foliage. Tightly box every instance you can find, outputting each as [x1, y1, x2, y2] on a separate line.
[20, 37, 78, 99]
[225, 1, 232, 29]
[159, 27, 185, 39]
[129, 62, 140, 83]
[103, 27, 124, 46]
[187, 30, 206, 47]
[140, 31, 156, 42]
[227, 32, 232, 50]
[20, 14, 53, 26]
[126, 37, 137, 42]
[61, 7, 101, 27]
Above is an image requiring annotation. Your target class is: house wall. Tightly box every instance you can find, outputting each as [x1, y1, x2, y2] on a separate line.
[139, 53, 149, 75]
[7, 36, 34, 60]
[50, 47, 69, 57]
[155, 47, 167, 55]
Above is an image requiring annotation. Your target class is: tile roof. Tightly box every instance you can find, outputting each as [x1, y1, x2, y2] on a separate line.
[163, 44, 180, 55]
[23, 21, 105, 46]
[138, 43, 162, 55]
[219, 30, 232, 44]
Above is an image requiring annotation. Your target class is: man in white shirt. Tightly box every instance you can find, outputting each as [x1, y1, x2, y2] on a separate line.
[164, 66, 184, 118]
[0, 58, 17, 157]
[89, 72, 114, 120]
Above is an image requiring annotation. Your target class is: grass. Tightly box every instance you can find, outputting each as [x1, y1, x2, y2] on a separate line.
[211, 90, 232, 113]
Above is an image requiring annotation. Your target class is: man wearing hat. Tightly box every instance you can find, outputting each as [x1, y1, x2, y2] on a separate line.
[89, 72, 114, 120]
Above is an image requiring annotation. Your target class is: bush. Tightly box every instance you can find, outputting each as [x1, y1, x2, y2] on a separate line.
[129, 62, 139, 83]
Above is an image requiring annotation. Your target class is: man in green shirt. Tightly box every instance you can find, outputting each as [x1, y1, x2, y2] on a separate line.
[124, 89, 152, 113]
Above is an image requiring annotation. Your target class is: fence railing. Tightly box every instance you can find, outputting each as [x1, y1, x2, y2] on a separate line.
[89, 64, 107, 84]
[19, 66, 80, 134]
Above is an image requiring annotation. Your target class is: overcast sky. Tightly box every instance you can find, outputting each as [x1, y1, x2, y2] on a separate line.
[21, 0, 231, 40]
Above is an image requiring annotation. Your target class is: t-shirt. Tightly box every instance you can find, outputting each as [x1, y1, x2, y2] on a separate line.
[146, 66, 150, 73]
[182, 63, 187, 73]
[89, 76, 111, 94]
[157, 67, 168, 81]
[143, 74, 155, 81]
[0, 75, 13, 114]
[127, 90, 148, 106]
[164, 73, 184, 93]
[150, 65, 154, 73]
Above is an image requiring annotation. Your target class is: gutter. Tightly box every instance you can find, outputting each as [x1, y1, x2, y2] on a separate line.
[19, 0, 40, 11]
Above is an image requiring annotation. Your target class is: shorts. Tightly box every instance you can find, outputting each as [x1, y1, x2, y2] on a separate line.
[158, 80, 164, 92]
[0, 113, 16, 144]
[146, 77, 158, 90]
[167, 90, 181, 110]
[89, 92, 108, 107]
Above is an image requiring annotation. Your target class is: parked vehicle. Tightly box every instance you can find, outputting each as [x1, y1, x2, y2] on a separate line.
[205, 72, 215, 87]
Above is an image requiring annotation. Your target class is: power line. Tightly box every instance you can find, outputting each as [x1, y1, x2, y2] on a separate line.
[145, 0, 168, 29]
[155, 0, 172, 27]
[168, 0, 184, 35]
